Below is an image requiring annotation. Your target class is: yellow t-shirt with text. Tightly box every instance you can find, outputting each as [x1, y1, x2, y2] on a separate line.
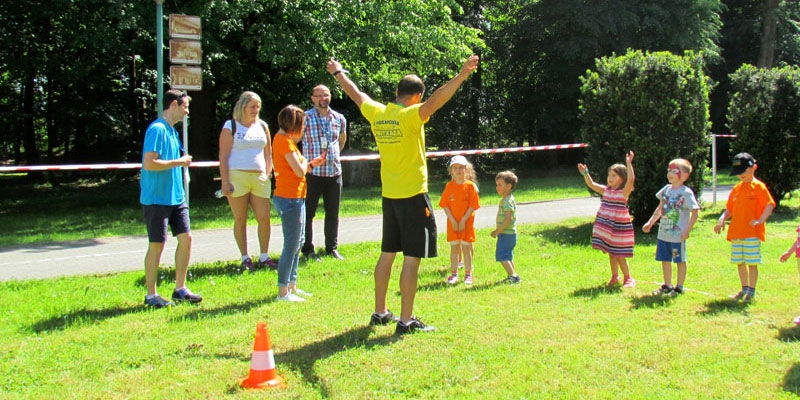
[360, 100, 429, 199]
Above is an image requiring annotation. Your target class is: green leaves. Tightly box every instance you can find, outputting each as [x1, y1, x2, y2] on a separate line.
[728, 64, 800, 204]
[580, 50, 711, 220]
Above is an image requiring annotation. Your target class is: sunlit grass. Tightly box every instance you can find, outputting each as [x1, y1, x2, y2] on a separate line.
[2, 199, 800, 398]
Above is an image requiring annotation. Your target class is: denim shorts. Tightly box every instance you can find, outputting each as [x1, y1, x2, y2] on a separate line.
[495, 233, 517, 262]
[655, 239, 686, 263]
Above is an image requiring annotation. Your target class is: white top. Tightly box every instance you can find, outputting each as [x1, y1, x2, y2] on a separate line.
[222, 119, 269, 171]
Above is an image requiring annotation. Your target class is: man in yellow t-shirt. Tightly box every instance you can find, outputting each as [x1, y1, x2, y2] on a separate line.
[328, 55, 479, 334]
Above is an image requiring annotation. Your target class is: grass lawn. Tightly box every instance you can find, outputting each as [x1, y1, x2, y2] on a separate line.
[2, 196, 800, 398]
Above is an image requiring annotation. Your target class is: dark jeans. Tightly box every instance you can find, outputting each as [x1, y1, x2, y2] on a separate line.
[302, 174, 342, 254]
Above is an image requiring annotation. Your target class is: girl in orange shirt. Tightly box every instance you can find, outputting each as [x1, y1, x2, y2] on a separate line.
[272, 105, 326, 302]
[439, 155, 480, 285]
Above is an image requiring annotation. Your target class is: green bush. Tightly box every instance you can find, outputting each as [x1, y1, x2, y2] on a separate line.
[727, 64, 800, 205]
[579, 50, 711, 222]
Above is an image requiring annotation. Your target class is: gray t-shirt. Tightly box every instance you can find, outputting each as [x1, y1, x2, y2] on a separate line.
[656, 184, 700, 243]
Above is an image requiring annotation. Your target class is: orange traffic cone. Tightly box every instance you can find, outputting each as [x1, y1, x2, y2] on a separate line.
[240, 322, 286, 390]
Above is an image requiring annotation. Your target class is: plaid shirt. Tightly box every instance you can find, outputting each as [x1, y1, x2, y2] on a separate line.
[302, 107, 346, 177]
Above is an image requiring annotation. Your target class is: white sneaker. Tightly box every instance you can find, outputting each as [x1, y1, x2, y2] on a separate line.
[276, 293, 306, 302]
[293, 288, 313, 297]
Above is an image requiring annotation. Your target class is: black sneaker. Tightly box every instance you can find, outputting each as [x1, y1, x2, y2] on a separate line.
[369, 310, 399, 326]
[257, 257, 279, 271]
[652, 284, 673, 296]
[172, 288, 203, 304]
[305, 251, 322, 263]
[395, 317, 436, 335]
[669, 286, 684, 297]
[500, 275, 521, 284]
[144, 295, 174, 308]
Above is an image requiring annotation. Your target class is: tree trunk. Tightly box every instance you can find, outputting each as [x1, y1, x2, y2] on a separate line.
[185, 84, 217, 199]
[22, 72, 40, 165]
[757, 0, 779, 68]
[22, 71, 43, 181]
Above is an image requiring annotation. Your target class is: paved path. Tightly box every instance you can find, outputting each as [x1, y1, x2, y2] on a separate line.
[0, 187, 731, 281]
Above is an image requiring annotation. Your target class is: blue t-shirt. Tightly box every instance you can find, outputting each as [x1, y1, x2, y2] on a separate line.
[140, 118, 185, 206]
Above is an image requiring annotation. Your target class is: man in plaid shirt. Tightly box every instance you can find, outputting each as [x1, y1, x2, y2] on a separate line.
[301, 84, 348, 262]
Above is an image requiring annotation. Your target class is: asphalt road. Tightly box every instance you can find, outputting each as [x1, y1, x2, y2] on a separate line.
[0, 187, 731, 281]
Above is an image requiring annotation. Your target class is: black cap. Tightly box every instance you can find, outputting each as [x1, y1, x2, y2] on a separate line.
[729, 152, 756, 176]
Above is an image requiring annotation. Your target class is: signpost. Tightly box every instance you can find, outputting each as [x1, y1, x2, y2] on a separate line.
[167, 13, 203, 203]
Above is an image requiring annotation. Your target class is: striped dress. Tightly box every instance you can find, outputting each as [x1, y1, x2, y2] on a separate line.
[591, 187, 634, 257]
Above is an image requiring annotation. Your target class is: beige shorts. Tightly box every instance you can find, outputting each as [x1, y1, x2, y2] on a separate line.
[229, 170, 271, 198]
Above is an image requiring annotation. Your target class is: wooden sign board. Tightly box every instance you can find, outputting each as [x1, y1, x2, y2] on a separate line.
[170, 66, 202, 91]
[169, 15, 201, 39]
[170, 39, 202, 65]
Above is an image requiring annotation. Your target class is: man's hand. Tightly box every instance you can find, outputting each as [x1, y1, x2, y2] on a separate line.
[327, 59, 343, 75]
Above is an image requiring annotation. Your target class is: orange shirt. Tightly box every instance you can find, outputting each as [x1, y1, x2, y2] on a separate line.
[726, 178, 775, 241]
[272, 133, 306, 199]
[439, 180, 480, 242]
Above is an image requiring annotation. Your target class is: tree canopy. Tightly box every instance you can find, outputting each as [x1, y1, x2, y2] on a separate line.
[1, 0, 799, 195]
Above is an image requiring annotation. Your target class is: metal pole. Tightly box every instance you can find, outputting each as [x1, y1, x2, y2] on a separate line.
[183, 114, 190, 205]
[155, 0, 164, 117]
[712, 134, 717, 206]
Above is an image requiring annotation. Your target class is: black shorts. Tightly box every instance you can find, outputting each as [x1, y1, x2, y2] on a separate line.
[381, 193, 438, 258]
[142, 203, 190, 243]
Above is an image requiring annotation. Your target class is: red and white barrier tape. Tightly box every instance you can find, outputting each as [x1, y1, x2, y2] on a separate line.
[712, 134, 737, 138]
[0, 143, 586, 172]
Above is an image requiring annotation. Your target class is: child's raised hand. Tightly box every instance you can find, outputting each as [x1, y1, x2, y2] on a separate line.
[626, 150, 635, 163]
[577, 163, 588, 174]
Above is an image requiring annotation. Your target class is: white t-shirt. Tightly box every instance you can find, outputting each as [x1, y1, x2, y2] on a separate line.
[655, 184, 700, 243]
[222, 119, 269, 171]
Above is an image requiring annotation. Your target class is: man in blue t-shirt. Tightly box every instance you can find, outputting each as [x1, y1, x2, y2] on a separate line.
[140, 89, 202, 308]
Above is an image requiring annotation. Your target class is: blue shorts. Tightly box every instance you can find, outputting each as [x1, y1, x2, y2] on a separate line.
[655, 239, 686, 263]
[495, 233, 516, 262]
[731, 238, 761, 264]
[143, 203, 190, 243]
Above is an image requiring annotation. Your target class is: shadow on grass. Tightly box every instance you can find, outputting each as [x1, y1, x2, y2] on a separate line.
[783, 363, 800, 395]
[171, 298, 268, 321]
[569, 284, 620, 299]
[134, 261, 274, 287]
[534, 220, 657, 249]
[629, 293, 674, 309]
[777, 323, 800, 342]
[256, 325, 400, 397]
[696, 298, 751, 316]
[28, 304, 141, 333]
[536, 222, 593, 246]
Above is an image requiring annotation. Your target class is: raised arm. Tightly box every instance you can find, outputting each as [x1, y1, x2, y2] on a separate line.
[419, 55, 480, 121]
[622, 150, 635, 199]
[577, 163, 606, 195]
[327, 59, 371, 108]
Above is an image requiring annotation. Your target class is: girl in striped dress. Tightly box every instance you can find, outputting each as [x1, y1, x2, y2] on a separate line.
[577, 151, 636, 288]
